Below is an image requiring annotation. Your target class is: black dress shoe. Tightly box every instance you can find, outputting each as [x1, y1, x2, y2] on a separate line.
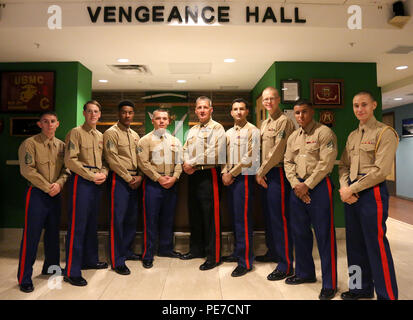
[158, 251, 182, 258]
[340, 291, 374, 300]
[113, 265, 131, 275]
[222, 255, 238, 263]
[142, 260, 153, 269]
[285, 274, 317, 285]
[82, 262, 108, 270]
[319, 288, 337, 300]
[19, 283, 34, 293]
[255, 254, 278, 263]
[126, 253, 142, 261]
[180, 252, 204, 260]
[199, 260, 221, 271]
[267, 268, 293, 281]
[64, 276, 87, 286]
[231, 265, 252, 277]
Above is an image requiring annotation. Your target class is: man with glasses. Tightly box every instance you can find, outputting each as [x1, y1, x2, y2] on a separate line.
[64, 100, 109, 286]
[256, 87, 295, 281]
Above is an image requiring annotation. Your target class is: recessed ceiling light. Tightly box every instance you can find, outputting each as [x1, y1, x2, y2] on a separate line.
[117, 58, 129, 63]
[99, 79, 108, 83]
[224, 58, 236, 63]
[394, 97, 403, 101]
[177, 80, 186, 83]
[396, 65, 408, 70]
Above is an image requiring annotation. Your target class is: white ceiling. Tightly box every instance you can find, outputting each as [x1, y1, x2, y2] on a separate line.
[1, 0, 413, 109]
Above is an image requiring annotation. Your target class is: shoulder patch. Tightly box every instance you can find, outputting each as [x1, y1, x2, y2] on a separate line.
[278, 130, 286, 139]
[25, 152, 33, 165]
[327, 140, 334, 149]
[68, 141, 75, 151]
[106, 140, 115, 150]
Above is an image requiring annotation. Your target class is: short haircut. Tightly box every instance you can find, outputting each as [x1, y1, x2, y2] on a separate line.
[152, 108, 170, 119]
[83, 100, 102, 111]
[354, 91, 376, 102]
[294, 99, 313, 109]
[262, 86, 279, 97]
[39, 110, 58, 120]
[231, 98, 249, 110]
[117, 100, 135, 111]
[195, 96, 212, 107]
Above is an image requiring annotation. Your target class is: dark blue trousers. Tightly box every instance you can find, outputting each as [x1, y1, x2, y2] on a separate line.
[290, 177, 337, 290]
[108, 172, 138, 268]
[344, 181, 398, 300]
[17, 186, 61, 285]
[142, 178, 177, 261]
[227, 175, 255, 269]
[65, 174, 102, 277]
[261, 167, 294, 273]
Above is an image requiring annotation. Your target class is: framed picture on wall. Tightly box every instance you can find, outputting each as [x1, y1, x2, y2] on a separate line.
[402, 118, 413, 138]
[1, 71, 55, 113]
[281, 79, 301, 104]
[10, 117, 41, 136]
[310, 78, 344, 108]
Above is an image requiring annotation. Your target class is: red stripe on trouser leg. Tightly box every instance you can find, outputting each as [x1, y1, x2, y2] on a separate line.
[326, 177, 337, 290]
[279, 167, 291, 273]
[110, 172, 116, 268]
[142, 179, 147, 260]
[67, 174, 78, 277]
[374, 185, 396, 300]
[244, 175, 250, 270]
[18, 186, 32, 284]
[211, 169, 220, 263]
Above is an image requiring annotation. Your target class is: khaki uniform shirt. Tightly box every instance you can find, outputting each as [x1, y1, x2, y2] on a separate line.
[137, 130, 182, 182]
[339, 116, 399, 194]
[222, 121, 260, 177]
[103, 121, 142, 183]
[284, 120, 337, 189]
[183, 118, 226, 170]
[257, 109, 295, 177]
[18, 133, 69, 194]
[64, 123, 109, 181]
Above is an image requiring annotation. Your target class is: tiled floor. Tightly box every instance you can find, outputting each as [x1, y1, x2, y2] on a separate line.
[1, 197, 412, 300]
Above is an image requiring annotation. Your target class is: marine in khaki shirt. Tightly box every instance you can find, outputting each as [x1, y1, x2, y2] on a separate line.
[104, 120, 142, 186]
[65, 122, 109, 182]
[137, 109, 183, 268]
[19, 130, 69, 195]
[256, 90, 295, 187]
[17, 111, 68, 293]
[183, 103, 226, 173]
[137, 127, 182, 183]
[283, 101, 338, 300]
[254, 87, 294, 281]
[284, 119, 337, 196]
[338, 92, 399, 301]
[339, 116, 398, 196]
[222, 121, 260, 178]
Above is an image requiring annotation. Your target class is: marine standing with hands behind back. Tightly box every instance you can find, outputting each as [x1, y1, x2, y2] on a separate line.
[103, 100, 143, 276]
[17, 111, 69, 293]
[64, 100, 109, 287]
[339, 91, 399, 300]
[255, 87, 295, 281]
[284, 100, 338, 300]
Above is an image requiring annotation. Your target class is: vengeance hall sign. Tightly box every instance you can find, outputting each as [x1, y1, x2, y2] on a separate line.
[86, 5, 306, 24]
